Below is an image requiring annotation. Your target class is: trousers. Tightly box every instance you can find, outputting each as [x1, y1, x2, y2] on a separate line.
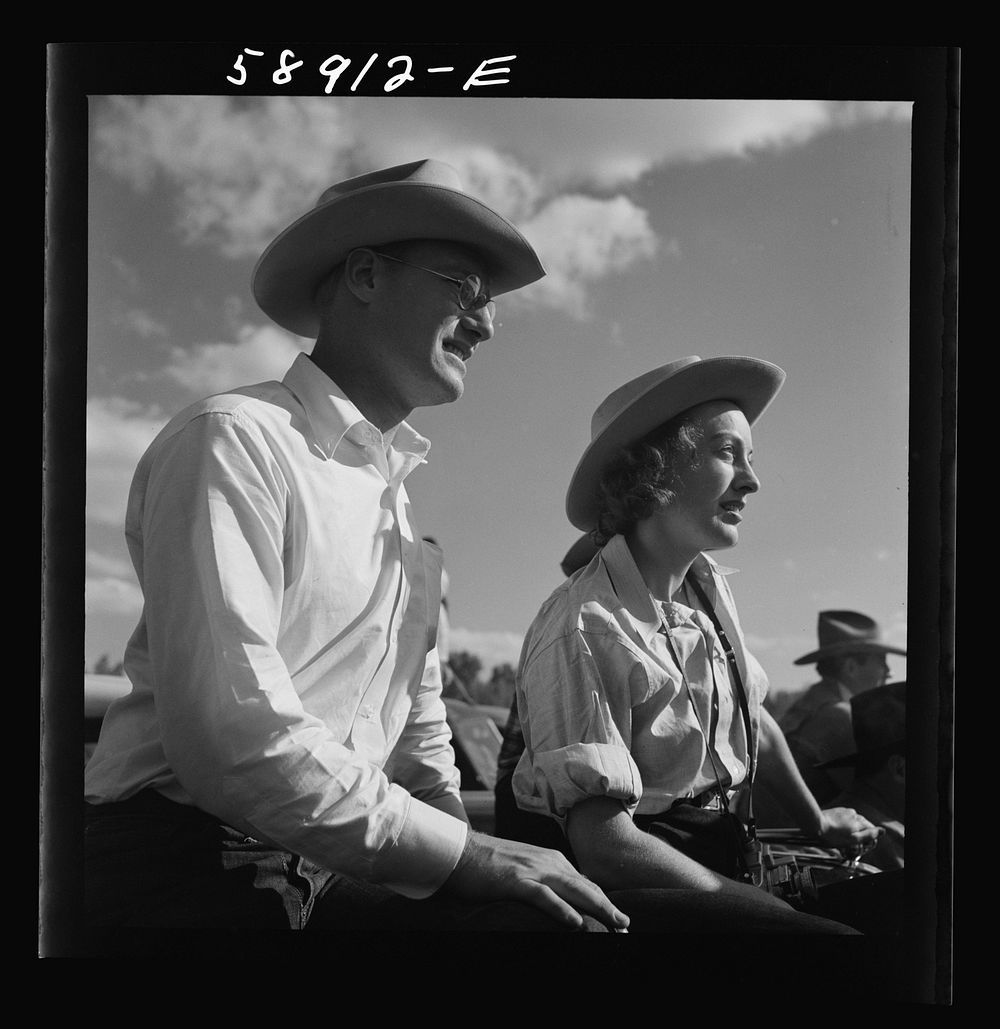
[84, 789, 587, 933]
[84, 790, 860, 937]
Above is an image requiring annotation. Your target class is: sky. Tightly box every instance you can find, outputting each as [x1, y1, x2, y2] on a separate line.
[80, 83, 915, 703]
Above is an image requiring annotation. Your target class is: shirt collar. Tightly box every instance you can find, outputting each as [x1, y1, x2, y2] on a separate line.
[282, 353, 431, 463]
[598, 535, 738, 647]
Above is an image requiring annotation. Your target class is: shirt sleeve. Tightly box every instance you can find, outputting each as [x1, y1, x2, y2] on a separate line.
[514, 629, 642, 822]
[385, 645, 468, 825]
[139, 410, 466, 898]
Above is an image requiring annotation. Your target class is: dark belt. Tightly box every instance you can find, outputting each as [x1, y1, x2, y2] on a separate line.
[678, 788, 727, 810]
[634, 788, 727, 829]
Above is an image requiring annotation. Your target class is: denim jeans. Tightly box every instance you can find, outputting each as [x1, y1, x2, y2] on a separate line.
[85, 790, 331, 929]
[84, 790, 604, 933]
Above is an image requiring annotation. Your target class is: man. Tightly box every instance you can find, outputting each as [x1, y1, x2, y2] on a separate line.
[84, 159, 628, 934]
[825, 682, 906, 872]
[779, 611, 906, 806]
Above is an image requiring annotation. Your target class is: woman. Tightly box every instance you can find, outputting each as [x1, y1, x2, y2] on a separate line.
[505, 355, 882, 913]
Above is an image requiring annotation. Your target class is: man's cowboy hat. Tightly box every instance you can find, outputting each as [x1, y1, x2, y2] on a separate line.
[820, 681, 906, 769]
[252, 159, 545, 338]
[565, 355, 786, 532]
[793, 610, 907, 665]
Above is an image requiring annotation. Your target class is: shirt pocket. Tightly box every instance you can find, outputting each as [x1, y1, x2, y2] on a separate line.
[629, 648, 683, 709]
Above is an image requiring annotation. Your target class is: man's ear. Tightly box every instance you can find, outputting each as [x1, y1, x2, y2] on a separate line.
[887, 752, 906, 782]
[343, 248, 379, 303]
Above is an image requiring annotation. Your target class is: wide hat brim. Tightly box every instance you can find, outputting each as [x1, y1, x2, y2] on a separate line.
[252, 180, 545, 339]
[793, 640, 908, 665]
[565, 356, 786, 533]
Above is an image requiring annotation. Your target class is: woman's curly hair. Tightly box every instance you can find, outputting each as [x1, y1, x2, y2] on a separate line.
[592, 413, 704, 546]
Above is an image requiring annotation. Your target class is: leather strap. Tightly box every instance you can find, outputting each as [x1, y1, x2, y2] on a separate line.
[684, 571, 757, 841]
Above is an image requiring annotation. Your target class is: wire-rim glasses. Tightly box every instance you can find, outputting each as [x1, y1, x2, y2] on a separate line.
[373, 251, 494, 312]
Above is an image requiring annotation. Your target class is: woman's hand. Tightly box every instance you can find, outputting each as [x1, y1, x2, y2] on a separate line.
[817, 806, 884, 857]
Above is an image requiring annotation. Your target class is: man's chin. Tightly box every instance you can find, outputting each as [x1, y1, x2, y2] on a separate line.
[427, 378, 465, 407]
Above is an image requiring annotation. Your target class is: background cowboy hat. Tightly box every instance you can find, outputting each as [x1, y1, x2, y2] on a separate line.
[794, 610, 907, 665]
[252, 158, 545, 338]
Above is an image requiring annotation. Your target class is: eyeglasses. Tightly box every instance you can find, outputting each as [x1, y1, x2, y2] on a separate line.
[373, 251, 494, 312]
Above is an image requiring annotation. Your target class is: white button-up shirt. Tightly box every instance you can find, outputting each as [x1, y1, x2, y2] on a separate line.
[85, 353, 468, 898]
[512, 534, 768, 822]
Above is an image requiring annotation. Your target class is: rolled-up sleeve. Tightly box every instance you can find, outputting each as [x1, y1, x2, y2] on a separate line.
[140, 411, 466, 898]
[514, 630, 642, 822]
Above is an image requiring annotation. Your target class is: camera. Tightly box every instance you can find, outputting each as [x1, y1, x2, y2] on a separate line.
[743, 839, 820, 908]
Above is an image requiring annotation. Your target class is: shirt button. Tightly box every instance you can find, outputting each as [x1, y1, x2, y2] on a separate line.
[361, 705, 376, 719]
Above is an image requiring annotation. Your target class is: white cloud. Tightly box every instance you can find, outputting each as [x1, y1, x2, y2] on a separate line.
[116, 308, 169, 339]
[448, 627, 524, 672]
[158, 325, 305, 396]
[567, 99, 912, 185]
[94, 96, 360, 258]
[87, 396, 164, 461]
[418, 144, 542, 223]
[92, 95, 909, 319]
[86, 397, 166, 526]
[374, 145, 660, 316]
[827, 100, 913, 129]
[517, 194, 660, 316]
[86, 549, 133, 578]
[85, 327, 306, 524]
[352, 97, 910, 191]
[86, 575, 143, 617]
[676, 100, 835, 161]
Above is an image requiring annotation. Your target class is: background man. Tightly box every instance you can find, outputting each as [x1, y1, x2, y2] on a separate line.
[778, 610, 906, 806]
[83, 159, 628, 935]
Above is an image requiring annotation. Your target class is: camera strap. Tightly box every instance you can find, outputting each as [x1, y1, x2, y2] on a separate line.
[683, 572, 758, 843]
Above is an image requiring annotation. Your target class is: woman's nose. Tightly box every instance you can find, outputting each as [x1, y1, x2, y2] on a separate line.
[738, 462, 760, 494]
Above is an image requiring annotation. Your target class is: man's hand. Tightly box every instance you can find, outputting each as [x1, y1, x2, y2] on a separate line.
[817, 806, 884, 856]
[440, 831, 630, 931]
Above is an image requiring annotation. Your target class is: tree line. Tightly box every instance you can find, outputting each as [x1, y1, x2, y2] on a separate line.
[444, 650, 515, 710]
